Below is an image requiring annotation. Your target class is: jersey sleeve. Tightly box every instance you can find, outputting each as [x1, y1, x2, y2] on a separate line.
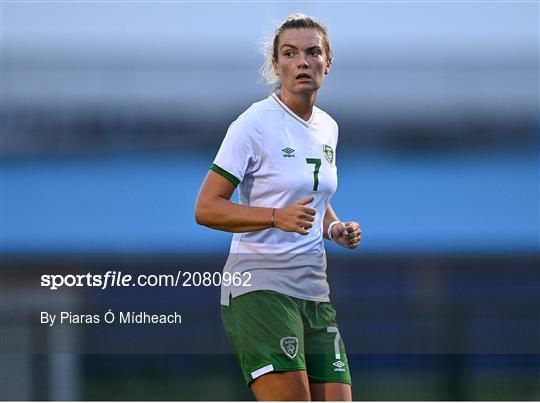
[211, 109, 263, 186]
[332, 117, 339, 166]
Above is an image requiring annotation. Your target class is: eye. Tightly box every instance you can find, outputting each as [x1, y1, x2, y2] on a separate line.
[309, 49, 322, 56]
[283, 50, 294, 57]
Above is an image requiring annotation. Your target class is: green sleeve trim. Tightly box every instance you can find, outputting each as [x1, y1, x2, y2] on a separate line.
[210, 163, 240, 187]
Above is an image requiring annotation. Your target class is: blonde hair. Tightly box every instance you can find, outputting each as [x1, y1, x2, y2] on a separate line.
[259, 13, 334, 87]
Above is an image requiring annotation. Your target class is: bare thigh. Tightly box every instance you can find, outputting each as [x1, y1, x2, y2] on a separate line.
[251, 370, 311, 401]
[309, 382, 352, 401]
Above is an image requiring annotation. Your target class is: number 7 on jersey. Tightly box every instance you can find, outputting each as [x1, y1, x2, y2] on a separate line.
[306, 158, 321, 191]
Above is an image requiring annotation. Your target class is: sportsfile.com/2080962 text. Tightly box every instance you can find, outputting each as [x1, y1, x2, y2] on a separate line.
[40, 270, 252, 290]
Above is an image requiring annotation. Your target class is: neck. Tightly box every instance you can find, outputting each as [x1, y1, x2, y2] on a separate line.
[277, 89, 317, 121]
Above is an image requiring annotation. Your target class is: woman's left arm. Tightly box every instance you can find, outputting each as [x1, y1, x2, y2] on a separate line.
[323, 203, 362, 249]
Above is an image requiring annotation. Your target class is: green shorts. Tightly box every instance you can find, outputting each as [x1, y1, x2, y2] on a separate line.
[221, 290, 351, 386]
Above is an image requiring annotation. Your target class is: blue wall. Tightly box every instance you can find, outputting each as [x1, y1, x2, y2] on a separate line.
[4, 151, 537, 254]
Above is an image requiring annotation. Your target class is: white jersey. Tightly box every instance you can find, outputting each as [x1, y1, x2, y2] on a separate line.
[212, 92, 338, 305]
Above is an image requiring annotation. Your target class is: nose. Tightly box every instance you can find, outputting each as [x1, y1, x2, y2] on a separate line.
[297, 53, 309, 68]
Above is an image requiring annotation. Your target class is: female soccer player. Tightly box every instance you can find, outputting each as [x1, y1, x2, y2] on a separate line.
[195, 14, 361, 401]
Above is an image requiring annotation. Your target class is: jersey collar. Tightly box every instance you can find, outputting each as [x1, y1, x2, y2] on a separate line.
[271, 92, 314, 128]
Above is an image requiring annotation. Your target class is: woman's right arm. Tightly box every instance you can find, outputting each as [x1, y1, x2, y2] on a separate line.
[194, 170, 316, 234]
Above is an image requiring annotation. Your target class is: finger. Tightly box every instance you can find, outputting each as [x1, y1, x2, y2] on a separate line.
[347, 229, 361, 239]
[346, 238, 359, 246]
[296, 196, 315, 205]
[298, 227, 310, 235]
[336, 222, 349, 236]
[346, 225, 361, 237]
[345, 222, 359, 232]
[300, 221, 313, 229]
[304, 207, 316, 216]
[302, 214, 315, 222]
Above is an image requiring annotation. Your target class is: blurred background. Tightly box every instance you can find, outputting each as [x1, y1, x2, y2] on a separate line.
[1, 1, 539, 400]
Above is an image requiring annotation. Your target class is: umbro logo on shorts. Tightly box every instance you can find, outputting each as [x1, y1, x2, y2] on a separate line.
[280, 336, 299, 359]
[332, 360, 346, 372]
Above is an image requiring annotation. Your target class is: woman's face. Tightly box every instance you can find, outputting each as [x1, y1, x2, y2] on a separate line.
[273, 28, 330, 96]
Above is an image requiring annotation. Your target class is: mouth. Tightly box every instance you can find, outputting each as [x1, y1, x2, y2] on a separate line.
[295, 73, 312, 80]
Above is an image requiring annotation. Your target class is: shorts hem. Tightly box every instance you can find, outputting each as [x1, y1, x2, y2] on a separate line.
[307, 377, 352, 385]
[246, 365, 306, 387]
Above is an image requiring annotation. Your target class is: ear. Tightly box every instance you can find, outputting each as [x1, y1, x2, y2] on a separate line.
[273, 60, 280, 76]
[324, 60, 330, 75]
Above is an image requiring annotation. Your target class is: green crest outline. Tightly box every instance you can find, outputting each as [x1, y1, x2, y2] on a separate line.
[323, 144, 334, 165]
[280, 337, 298, 359]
